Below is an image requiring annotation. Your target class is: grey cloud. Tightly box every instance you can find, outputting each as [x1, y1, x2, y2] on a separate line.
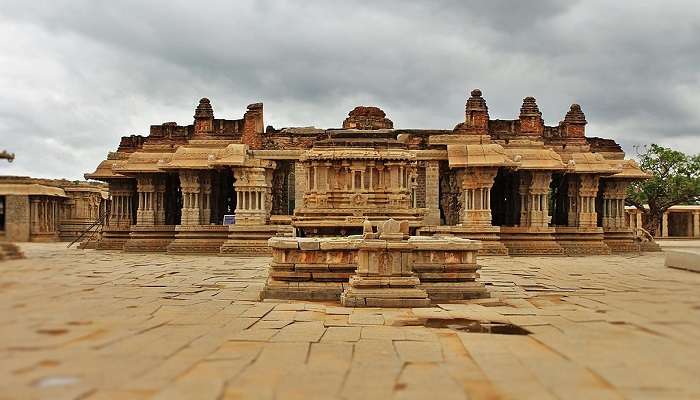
[0, 0, 698, 180]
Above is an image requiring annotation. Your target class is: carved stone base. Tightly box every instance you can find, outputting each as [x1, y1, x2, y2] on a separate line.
[263, 237, 358, 300]
[603, 228, 641, 253]
[58, 220, 96, 242]
[500, 227, 565, 256]
[416, 225, 508, 256]
[554, 227, 611, 256]
[167, 225, 229, 254]
[123, 225, 176, 252]
[340, 277, 431, 308]
[220, 224, 294, 256]
[96, 227, 130, 250]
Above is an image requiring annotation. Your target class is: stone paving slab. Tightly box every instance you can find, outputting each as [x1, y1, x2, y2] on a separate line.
[1, 243, 699, 399]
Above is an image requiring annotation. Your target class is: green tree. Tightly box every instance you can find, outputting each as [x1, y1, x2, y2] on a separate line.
[626, 144, 700, 236]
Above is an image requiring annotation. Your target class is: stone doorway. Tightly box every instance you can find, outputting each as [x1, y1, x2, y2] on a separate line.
[164, 173, 181, 225]
[211, 168, 236, 224]
[490, 169, 520, 226]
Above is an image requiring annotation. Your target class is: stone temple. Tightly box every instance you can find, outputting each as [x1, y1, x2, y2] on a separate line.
[85, 90, 649, 257]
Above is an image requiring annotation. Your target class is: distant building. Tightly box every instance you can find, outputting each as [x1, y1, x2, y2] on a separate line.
[626, 205, 700, 238]
[0, 176, 108, 242]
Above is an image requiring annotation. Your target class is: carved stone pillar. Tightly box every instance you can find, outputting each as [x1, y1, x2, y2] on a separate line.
[694, 212, 700, 238]
[518, 171, 551, 228]
[200, 172, 212, 224]
[179, 170, 201, 226]
[459, 168, 497, 228]
[233, 165, 275, 225]
[294, 161, 306, 212]
[136, 175, 156, 226]
[154, 175, 167, 225]
[423, 161, 440, 225]
[107, 180, 135, 228]
[602, 180, 629, 230]
[576, 175, 599, 229]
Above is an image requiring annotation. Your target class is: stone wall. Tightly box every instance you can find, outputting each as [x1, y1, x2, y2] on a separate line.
[3, 195, 30, 241]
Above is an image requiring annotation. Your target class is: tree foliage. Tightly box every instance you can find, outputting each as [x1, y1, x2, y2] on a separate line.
[626, 144, 700, 235]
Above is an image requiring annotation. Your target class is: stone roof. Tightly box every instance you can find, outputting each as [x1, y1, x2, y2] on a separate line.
[0, 183, 67, 197]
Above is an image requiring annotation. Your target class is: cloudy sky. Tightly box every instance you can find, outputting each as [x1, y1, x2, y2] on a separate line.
[1, 1, 699, 180]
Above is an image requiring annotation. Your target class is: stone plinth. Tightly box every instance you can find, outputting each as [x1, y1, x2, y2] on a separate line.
[262, 236, 359, 300]
[603, 227, 640, 253]
[219, 224, 294, 256]
[554, 227, 611, 256]
[500, 226, 564, 256]
[167, 225, 230, 254]
[96, 226, 130, 250]
[262, 219, 488, 306]
[123, 225, 176, 252]
[410, 235, 486, 301]
[416, 225, 508, 256]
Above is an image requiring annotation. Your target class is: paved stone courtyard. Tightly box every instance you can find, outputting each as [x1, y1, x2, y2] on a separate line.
[1, 244, 699, 400]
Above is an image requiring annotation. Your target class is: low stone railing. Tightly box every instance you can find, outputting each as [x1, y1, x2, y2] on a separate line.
[262, 219, 487, 307]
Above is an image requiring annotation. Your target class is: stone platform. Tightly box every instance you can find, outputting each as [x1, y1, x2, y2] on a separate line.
[263, 219, 487, 306]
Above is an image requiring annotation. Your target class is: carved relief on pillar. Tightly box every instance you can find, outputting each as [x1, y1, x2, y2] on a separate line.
[154, 175, 167, 225]
[200, 172, 212, 224]
[601, 179, 630, 229]
[567, 174, 600, 229]
[107, 180, 135, 228]
[233, 162, 275, 225]
[519, 171, 551, 228]
[136, 175, 156, 226]
[179, 170, 201, 226]
[458, 167, 498, 228]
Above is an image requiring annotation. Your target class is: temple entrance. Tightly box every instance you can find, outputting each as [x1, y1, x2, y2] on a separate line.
[491, 169, 520, 226]
[164, 173, 182, 225]
[211, 168, 235, 224]
[550, 173, 568, 226]
[596, 180, 605, 227]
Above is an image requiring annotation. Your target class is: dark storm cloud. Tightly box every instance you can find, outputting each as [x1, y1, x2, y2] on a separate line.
[0, 0, 698, 179]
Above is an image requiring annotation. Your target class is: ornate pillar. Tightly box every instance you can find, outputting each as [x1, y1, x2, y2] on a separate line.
[136, 175, 156, 226]
[635, 211, 642, 230]
[200, 172, 212, 224]
[519, 171, 551, 228]
[423, 160, 440, 225]
[576, 175, 599, 229]
[693, 212, 700, 238]
[294, 161, 306, 211]
[460, 168, 497, 228]
[233, 163, 275, 225]
[154, 175, 166, 225]
[107, 180, 134, 228]
[601, 180, 629, 230]
[179, 170, 200, 226]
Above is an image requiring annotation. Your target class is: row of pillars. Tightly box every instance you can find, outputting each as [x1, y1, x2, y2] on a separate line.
[307, 162, 414, 194]
[30, 198, 59, 234]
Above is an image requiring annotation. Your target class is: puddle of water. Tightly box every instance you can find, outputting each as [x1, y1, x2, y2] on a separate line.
[424, 318, 530, 335]
[33, 376, 80, 388]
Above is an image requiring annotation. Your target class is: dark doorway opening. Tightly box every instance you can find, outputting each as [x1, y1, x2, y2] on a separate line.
[211, 168, 235, 224]
[550, 173, 569, 226]
[0, 196, 5, 232]
[491, 169, 520, 226]
[165, 173, 182, 225]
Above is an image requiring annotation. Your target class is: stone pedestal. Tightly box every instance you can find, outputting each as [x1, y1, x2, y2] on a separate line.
[340, 220, 429, 307]
[263, 236, 359, 300]
[416, 225, 507, 256]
